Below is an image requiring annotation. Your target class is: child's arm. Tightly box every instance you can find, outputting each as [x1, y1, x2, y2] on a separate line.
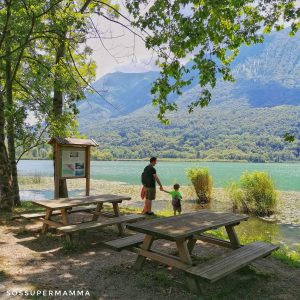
[162, 189, 170, 194]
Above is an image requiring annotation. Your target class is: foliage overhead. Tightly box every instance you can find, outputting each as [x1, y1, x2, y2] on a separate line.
[126, 0, 300, 124]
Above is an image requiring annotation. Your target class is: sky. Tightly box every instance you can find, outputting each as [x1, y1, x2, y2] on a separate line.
[88, 1, 300, 80]
[87, 6, 157, 80]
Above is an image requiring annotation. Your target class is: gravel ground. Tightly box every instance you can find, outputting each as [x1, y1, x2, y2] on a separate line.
[1, 179, 300, 299]
[1, 212, 300, 299]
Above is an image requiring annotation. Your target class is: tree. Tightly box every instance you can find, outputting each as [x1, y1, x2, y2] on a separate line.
[126, 0, 300, 124]
[0, 0, 97, 210]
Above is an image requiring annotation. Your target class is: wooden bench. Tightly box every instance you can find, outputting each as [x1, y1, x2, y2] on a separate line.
[57, 214, 145, 241]
[20, 205, 97, 220]
[185, 241, 279, 283]
[104, 233, 145, 251]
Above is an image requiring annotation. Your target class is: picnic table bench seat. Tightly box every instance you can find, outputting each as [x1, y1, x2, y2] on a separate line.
[20, 205, 97, 220]
[58, 214, 144, 235]
[104, 233, 145, 251]
[185, 241, 279, 283]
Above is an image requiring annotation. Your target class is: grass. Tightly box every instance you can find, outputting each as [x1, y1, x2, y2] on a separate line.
[102, 265, 122, 275]
[272, 246, 300, 268]
[207, 228, 300, 268]
[14, 201, 44, 214]
[228, 171, 278, 216]
[187, 168, 213, 203]
[18, 174, 44, 185]
[138, 270, 174, 289]
[62, 240, 78, 253]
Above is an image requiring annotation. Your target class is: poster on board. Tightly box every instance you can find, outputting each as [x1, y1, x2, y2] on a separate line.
[61, 149, 86, 177]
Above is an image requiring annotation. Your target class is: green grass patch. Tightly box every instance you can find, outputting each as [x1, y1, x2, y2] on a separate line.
[102, 265, 122, 275]
[272, 246, 300, 268]
[138, 270, 173, 288]
[14, 201, 44, 214]
[0, 270, 10, 282]
[187, 168, 213, 203]
[62, 240, 78, 253]
[105, 205, 174, 218]
[228, 171, 278, 216]
[18, 174, 44, 185]
[206, 229, 300, 268]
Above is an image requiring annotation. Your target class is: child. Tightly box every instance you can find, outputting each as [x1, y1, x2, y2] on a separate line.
[163, 184, 182, 215]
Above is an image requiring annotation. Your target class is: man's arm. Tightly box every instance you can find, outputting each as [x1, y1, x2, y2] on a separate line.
[153, 174, 163, 191]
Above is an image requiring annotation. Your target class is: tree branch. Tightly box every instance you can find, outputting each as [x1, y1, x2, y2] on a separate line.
[66, 46, 119, 111]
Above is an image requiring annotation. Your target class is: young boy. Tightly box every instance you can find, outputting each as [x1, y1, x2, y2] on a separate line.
[163, 184, 182, 215]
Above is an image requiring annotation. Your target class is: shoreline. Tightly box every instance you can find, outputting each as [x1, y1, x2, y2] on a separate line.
[18, 158, 300, 163]
[18, 177, 300, 226]
[19, 176, 300, 193]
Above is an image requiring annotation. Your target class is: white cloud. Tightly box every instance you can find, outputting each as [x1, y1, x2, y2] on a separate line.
[111, 57, 159, 73]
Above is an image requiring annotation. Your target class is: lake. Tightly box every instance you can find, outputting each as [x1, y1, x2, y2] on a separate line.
[18, 160, 300, 191]
[17, 160, 300, 248]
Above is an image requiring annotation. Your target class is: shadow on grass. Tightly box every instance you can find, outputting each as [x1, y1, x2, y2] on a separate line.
[0, 270, 10, 283]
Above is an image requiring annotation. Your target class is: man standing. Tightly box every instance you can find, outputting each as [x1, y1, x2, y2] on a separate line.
[141, 157, 163, 215]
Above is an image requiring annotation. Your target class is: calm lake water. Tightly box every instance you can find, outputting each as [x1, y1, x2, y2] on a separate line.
[18, 160, 300, 191]
[17, 160, 300, 248]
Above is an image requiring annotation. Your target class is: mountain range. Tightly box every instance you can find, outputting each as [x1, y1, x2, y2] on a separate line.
[78, 29, 300, 162]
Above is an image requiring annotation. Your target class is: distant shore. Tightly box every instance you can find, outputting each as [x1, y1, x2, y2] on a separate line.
[18, 158, 300, 163]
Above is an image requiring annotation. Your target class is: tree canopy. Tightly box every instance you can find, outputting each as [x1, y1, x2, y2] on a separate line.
[126, 0, 300, 124]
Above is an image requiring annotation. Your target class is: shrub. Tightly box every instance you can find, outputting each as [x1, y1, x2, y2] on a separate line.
[187, 168, 212, 203]
[228, 171, 278, 216]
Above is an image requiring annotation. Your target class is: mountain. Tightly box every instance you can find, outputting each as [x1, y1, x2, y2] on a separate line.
[78, 29, 300, 162]
[78, 71, 159, 128]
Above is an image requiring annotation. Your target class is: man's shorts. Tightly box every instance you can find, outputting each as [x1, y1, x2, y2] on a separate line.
[144, 187, 156, 200]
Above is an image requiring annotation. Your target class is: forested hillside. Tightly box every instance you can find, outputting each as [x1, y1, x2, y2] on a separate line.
[78, 30, 300, 162]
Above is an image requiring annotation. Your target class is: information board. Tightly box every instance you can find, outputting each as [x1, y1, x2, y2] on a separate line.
[61, 148, 86, 178]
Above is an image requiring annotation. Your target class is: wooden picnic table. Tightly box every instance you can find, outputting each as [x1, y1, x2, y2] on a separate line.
[127, 210, 248, 271]
[126, 210, 278, 293]
[32, 194, 131, 235]
[105, 210, 279, 293]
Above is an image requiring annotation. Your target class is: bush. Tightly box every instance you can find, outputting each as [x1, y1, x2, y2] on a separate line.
[187, 168, 212, 203]
[228, 171, 278, 216]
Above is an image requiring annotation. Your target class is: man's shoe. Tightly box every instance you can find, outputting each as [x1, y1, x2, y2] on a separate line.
[147, 212, 155, 216]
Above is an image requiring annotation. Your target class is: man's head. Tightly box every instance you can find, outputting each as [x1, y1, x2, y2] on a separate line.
[150, 157, 157, 166]
[173, 184, 180, 191]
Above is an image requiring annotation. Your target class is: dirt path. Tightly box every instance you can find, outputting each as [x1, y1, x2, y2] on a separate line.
[1, 214, 300, 300]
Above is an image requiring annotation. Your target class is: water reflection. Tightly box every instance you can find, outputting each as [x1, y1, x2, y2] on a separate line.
[128, 198, 300, 248]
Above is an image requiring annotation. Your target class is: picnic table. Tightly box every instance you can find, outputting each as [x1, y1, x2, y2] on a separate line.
[30, 194, 144, 242]
[123, 210, 278, 293]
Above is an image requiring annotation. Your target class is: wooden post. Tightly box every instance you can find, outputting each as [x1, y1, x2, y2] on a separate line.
[42, 208, 53, 234]
[176, 239, 193, 265]
[86, 146, 90, 196]
[92, 202, 103, 221]
[225, 224, 241, 249]
[133, 234, 154, 270]
[113, 202, 125, 236]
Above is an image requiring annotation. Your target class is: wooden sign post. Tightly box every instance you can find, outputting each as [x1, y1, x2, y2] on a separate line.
[49, 137, 98, 199]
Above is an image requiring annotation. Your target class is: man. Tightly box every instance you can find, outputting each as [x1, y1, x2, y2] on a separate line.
[141, 157, 163, 215]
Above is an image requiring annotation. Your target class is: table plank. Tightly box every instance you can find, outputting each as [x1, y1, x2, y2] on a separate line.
[127, 210, 248, 241]
[32, 194, 131, 209]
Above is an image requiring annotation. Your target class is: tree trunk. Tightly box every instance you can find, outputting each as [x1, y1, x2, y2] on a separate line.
[53, 40, 68, 198]
[0, 89, 14, 212]
[5, 43, 21, 206]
